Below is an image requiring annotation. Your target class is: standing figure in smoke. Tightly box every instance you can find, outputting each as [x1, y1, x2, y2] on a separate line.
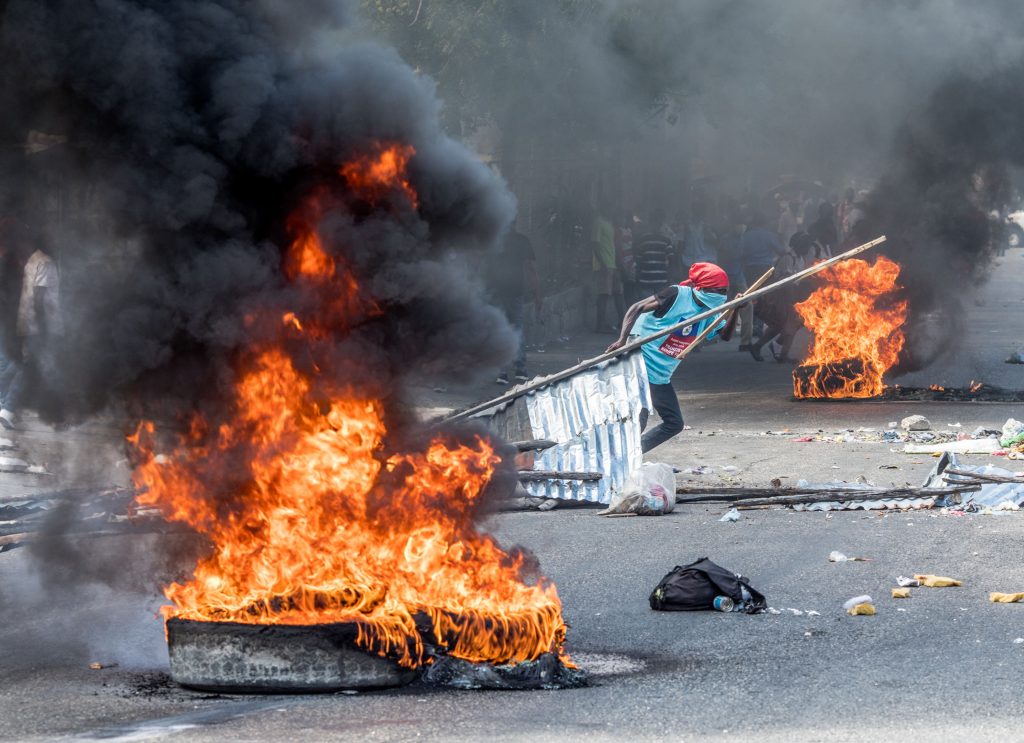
[605, 262, 729, 453]
[0, 223, 59, 430]
[487, 224, 541, 385]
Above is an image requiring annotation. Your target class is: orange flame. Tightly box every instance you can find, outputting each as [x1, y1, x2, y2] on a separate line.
[793, 256, 907, 398]
[131, 145, 567, 668]
[340, 142, 418, 208]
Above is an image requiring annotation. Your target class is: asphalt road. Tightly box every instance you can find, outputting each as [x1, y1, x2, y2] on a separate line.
[1, 251, 1023, 741]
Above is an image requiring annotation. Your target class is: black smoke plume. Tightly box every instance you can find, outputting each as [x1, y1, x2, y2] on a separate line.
[0, 0, 518, 423]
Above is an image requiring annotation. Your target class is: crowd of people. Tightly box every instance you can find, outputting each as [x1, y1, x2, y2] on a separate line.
[593, 186, 870, 363]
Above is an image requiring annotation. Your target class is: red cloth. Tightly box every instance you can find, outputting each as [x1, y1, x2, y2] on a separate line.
[681, 262, 729, 290]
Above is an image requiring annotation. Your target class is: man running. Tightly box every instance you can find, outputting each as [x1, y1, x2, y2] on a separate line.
[606, 262, 729, 453]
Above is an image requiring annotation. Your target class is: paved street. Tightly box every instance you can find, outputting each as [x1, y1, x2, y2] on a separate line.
[1, 250, 1023, 741]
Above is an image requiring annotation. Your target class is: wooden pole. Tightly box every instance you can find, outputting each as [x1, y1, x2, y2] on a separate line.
[445, 235, 887, 422]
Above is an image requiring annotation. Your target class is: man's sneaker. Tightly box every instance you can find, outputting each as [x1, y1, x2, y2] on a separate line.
[514, 372, 529, 383]
[0, 409, 17, 430]
[495, 374, 509, 386]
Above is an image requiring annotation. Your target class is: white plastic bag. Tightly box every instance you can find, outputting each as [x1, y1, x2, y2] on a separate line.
[599, 462, 676, 516]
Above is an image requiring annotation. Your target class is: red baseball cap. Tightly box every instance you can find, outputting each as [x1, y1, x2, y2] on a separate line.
[681, 262, 729, 290]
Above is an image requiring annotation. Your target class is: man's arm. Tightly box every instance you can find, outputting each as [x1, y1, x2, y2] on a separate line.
[605, 295, 660, 353]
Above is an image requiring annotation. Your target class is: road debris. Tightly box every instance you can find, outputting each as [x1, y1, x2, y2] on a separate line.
[844, 595, 876, 615]
[914, 574, 962, 587]
[892, 588, 911, 599]
[719, 508, 741, 522]
[598, 462, 675, 516]
[649, 557, 767, 613]
[901, 415, 931, 431]
[904, 438, 1003, 455]
[989, 592, 1024, 603]
[897, 576, 920, 587]
[828, 551, 869, 563]
[1006, 349, 1024, 364]
[1001, 418, 1024, 448]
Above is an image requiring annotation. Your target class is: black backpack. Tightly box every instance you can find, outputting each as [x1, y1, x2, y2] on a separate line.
[649, 557, 766, 613]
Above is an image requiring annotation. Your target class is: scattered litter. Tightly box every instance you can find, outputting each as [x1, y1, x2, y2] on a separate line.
[792, 436, 814, 443]
[828, 551, 869, 563]
[879, 464, 899, 469]
[897, 576, 920, 587]
[994, 501, 1021, 511]
[721, 465, 740, 474]
[1015, 638, 1024, 644]
[89, 662, 119, 670]
[845, 596, 876, 616]
[681, 465, 714, 475]
[946, 422, 962, 429]
[901, 415, 931, 432]
[973, 426, 1000, 438]
[1006, 349, 1024, 364]
[896, 608, 907, 612]
[989, 592, 1024, 603]
[25, 465, 50, 475]
[887, 421, 898, 429]
[649, 557, 767, 613]
[914, 574, 962, 587]
[1000, 418, 1024, 448]
[719, 508, 741, 523]
[892, 588, 911, 599]
[766, 607, 819, 617]
[599, 463, 675, 516]
[904, 438, 1002, 455]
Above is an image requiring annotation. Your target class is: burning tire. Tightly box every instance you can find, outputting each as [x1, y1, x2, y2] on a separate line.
[166, 618, 418, 693]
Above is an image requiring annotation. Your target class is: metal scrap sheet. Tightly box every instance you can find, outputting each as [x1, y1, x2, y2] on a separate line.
[486, 351, 650, 503]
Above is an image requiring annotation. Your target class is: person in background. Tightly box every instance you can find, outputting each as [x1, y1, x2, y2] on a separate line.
[605, 262, 730, 453]
[777, 199, 800, 248]
[591, 200, 622, 333]
[680, 197, 717, 273]
[714, 200, 754, 352]
[633, 208, 676, 298]
[740, 211, 785, 339]
[0, 226, 61, 429]
[0, 219, 26, 428]
[836, 187, 856, 242]
[615, 209, 637, 304]
[808, 201, 837, 258]
[486, 225, 542, 386]
[748, 232, 815, 363]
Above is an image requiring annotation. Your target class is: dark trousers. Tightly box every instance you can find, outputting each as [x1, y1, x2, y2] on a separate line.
[640, 381, 684, 453]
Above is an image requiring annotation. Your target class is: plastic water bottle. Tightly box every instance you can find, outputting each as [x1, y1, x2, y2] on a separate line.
[713, 596, 734, 612]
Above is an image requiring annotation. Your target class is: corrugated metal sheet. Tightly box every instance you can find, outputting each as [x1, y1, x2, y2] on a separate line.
[790, 479, 941, 511]
[486, 351, 650, 504]
[923, 453, 1024, 509]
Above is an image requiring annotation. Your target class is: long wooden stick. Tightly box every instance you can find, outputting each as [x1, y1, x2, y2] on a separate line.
[672, 267, 775, 360]
[675, 484, 979, 504]
[943, 467, 1024, 484]
[731, 485, 977, 509]
[446, 235, 887, 422]
[516, 470, 603, 482]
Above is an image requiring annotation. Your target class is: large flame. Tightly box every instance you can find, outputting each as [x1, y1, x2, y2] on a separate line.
[131, 144, 568, 668]
[793, 256, 907, 398]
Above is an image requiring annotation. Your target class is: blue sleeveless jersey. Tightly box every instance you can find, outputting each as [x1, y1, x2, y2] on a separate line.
[632, 287, 727, 385]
